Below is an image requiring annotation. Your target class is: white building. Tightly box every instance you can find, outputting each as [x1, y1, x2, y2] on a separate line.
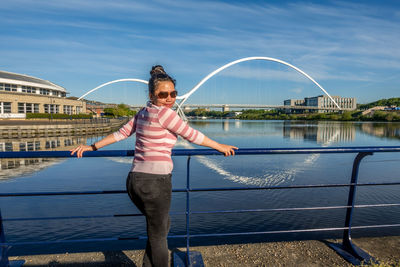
[284, 95, 356, 113]
[0, 70, 86, 118]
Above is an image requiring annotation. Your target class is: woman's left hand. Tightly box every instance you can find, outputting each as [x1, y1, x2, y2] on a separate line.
[216, 144, 238, 157]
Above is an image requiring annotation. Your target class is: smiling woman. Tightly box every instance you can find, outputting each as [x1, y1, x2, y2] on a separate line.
[70, 65, 238, 267]
[148, 65, 177, 109]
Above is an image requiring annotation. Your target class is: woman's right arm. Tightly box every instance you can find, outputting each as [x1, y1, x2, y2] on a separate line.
[70, 133, 117, 158]
[71, 113, 138, 158]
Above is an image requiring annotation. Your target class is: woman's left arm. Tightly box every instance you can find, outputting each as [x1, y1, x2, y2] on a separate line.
[199, 135, 238, 157]
[158, 108, 237, 156]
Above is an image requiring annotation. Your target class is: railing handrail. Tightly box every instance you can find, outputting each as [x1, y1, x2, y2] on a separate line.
[1, 145, 400, 158]
[1, 146, 400, 266]
[3, 182, 400, 197]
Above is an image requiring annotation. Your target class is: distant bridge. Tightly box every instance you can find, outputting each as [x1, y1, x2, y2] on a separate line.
[129, 104, 351, 112]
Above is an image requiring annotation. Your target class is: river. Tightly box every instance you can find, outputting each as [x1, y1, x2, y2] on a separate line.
[1, 120, 399, 254]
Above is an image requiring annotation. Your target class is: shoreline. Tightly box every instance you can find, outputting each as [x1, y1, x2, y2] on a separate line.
[187, 116, 400, 123]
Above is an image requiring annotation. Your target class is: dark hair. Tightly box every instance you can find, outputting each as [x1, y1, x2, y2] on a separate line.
[149, 65, 176, 97]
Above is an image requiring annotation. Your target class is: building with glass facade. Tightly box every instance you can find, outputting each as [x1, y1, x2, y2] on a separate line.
[284, 95, 356, 113]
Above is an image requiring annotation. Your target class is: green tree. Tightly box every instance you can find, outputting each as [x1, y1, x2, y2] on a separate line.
[103, 104, 136, 118]
[341, 111, 352, 121]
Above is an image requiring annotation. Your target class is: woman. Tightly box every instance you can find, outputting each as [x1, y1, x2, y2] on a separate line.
[71, 65, 237, 267]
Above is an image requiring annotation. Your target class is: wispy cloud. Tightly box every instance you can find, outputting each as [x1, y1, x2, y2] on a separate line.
[0, 0, 399, 103]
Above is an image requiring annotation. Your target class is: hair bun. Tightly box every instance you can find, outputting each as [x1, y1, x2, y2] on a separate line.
[150, 65, 166, 76]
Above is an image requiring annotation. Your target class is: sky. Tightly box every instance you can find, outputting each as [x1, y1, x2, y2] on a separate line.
[1, 0, 399, 105]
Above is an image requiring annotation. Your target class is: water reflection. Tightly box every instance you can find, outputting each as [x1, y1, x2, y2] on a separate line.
[360, 122, 400, 140]
[0, 136, 93, 180]
[2, 120, 399, 181]
[283, 121, 355, 143]
[223, 120, 229, 131]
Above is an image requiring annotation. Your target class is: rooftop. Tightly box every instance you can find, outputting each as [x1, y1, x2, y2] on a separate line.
[0, 70, 67, 92]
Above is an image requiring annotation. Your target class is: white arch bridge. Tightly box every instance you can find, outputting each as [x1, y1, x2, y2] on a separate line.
[79, 56, 342, 119]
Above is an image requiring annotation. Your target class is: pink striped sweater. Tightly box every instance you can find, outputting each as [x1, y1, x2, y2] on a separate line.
[113, 102, 205, 174]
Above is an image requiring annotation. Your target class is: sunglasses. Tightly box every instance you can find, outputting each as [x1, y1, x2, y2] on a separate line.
[157, 91, 178, 99]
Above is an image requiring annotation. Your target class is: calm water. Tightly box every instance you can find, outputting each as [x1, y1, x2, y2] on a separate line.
[1, 120, 400, 254]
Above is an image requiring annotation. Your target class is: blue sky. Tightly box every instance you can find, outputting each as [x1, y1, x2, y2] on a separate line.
[1, 0, 399, 105]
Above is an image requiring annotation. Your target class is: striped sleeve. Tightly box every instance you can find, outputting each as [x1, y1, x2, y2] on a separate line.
[158, 107, 205, 145]
[113, 114, 138, 141]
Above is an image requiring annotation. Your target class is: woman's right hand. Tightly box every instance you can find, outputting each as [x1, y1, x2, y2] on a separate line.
[70, 144, 94, 158]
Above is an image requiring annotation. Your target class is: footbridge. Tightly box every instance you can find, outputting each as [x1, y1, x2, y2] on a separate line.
[128, 104, 350, 112]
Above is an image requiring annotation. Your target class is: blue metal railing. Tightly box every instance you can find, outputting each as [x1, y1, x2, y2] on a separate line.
[1, 146, 400, 266]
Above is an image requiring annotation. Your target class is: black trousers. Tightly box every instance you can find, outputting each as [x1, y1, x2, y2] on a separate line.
[126, 172, 172, 267]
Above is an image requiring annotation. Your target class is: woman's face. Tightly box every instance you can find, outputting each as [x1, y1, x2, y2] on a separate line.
[151, 81, 177, 108]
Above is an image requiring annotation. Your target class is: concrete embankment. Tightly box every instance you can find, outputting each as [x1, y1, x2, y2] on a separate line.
[0, 119, 127, 138]
[8, 236, 400, 266]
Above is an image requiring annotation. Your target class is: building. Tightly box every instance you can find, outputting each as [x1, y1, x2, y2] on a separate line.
[283, 99, 306, 114]
[283, 99, 305, 106]
[0, 70, 86, 118]
[284, 95, 356, 113]
[85, 100, 119, 118]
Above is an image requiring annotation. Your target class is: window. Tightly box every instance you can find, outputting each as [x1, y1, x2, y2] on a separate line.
[17, 103, 39, 113]
[5, 160, 20, 169]
[27, 141, 34, 151]
[64, 139, 72, 146]
[45, 139, 60, 149]
[40, 88, 50, 95]
[18, 103, 25, 113]
[22, 86, 37, 94]
[3, 83, 17, 92]
[76, 106, 82, 114]
[5, 142, 13, 151]
[0, 102, 11, 114]
[63, 105, 73, 115]
[19, 143, 26, 151]
[26, 104, 32, 113]
[44, 104, 59, 114]
[0, 143, 13, 152]
[35, 141, 40, 150]
[25, 159, 39, 165]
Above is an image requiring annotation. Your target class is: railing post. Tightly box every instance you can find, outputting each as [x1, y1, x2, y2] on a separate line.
[0, 209, 10, 267]
[328, 152, 377, 266]
[0, 210, 25, 267]
[173, 156, 204, 267]
[186, 155, 191, 266]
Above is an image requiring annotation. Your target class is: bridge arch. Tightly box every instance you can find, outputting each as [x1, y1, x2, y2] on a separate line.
[78, 78, 148, 100]
[175, 56, 340, 118]
[78, 57, 340, 119]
